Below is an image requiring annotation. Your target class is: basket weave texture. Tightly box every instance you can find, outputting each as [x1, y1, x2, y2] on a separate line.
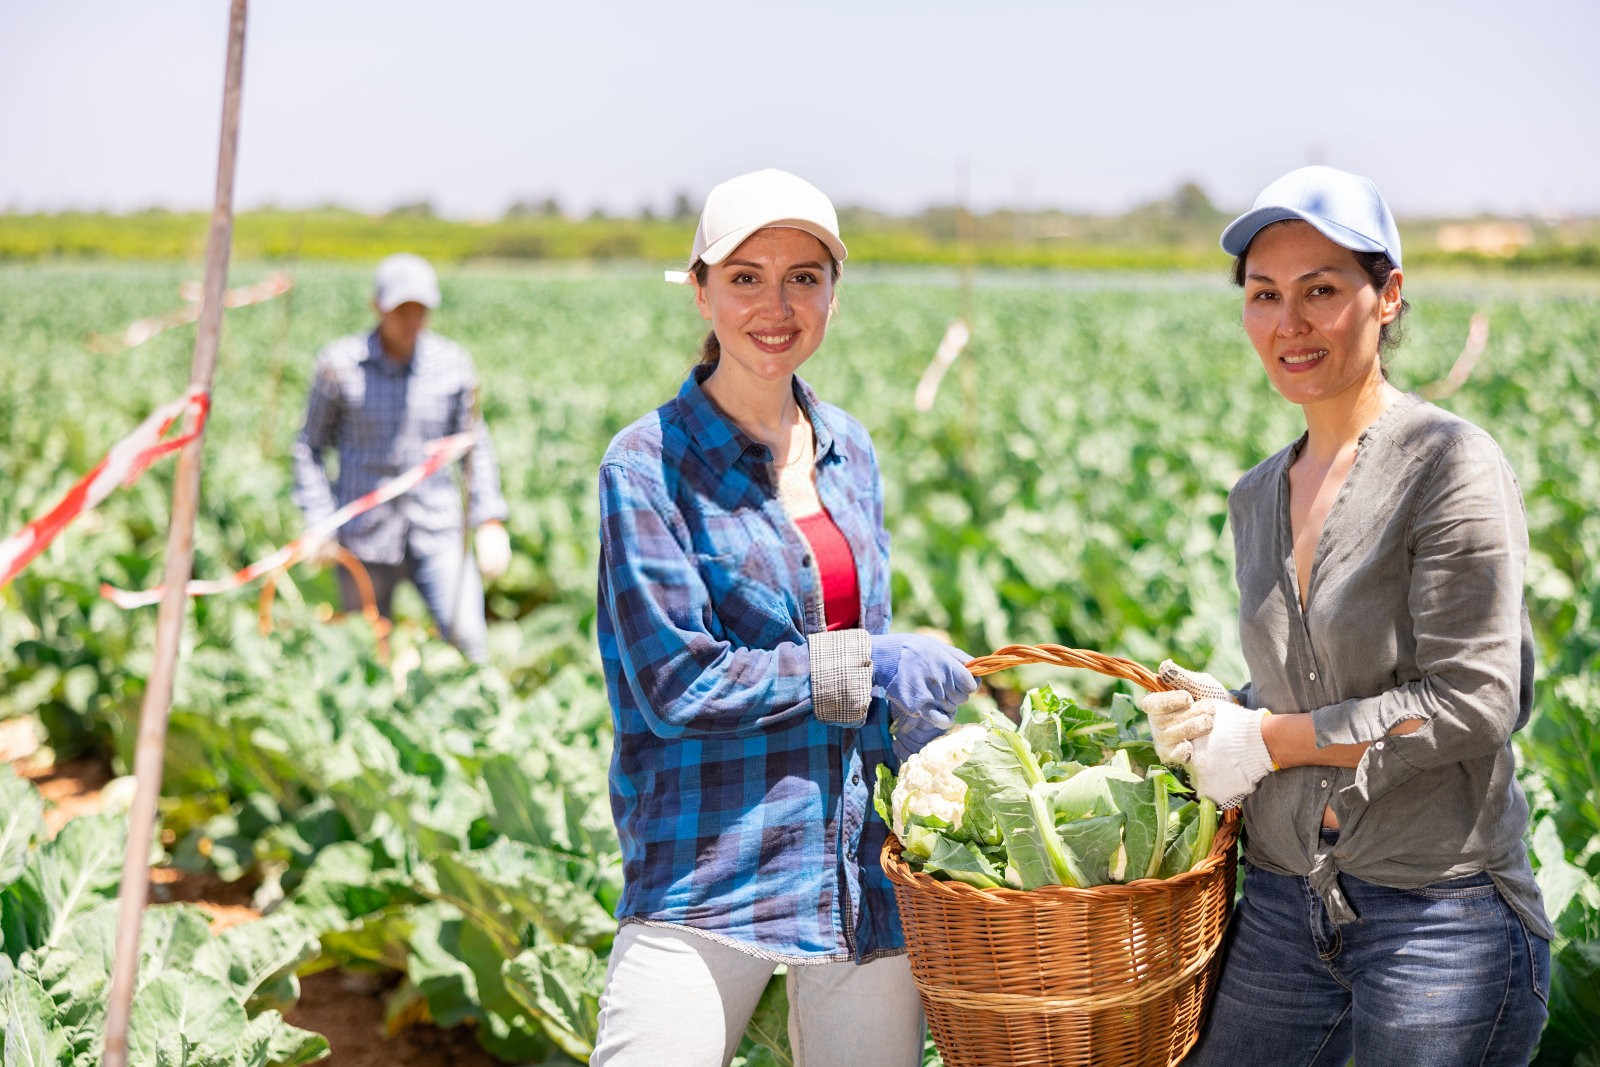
[882, 644, 1240, 1067]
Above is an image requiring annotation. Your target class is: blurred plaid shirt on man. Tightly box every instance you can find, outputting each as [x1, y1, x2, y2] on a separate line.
[291, 329, 506, 565]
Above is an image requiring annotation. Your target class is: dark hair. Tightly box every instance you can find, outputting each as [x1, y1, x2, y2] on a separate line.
[691, 255, 842, 367]
[1231, 225, 1410, 358]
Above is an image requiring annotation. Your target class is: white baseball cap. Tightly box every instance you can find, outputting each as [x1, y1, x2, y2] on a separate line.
[665, 168, 847, 284]
[1221, 165, 1403, 270]
[373, 253, 441, 312]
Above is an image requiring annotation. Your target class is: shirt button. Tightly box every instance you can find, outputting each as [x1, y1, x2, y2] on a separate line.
[1374, 740, 1385, 750]
[1320, 779, 1330, 789]
[802, 555, 813, 567]
[851, 771, 861, 786]
[1308, 671, 1318, 681]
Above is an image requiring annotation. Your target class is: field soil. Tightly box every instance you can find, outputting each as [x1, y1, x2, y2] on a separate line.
[2, 718, 500, 1067]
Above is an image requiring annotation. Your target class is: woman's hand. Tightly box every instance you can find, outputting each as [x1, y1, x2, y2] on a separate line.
[1156, 660, 1235, 702]
[1139, 661, 1274, 806]
[1187, 703, 1275, 807]
[870, 634, 977, 714]
[870, 634, 977, 759]
[1138, 661, 1236, 763]
[1139, 689, 1217, 764]
[474, 521, 511, 581]
[1140, 689, 1274, 806]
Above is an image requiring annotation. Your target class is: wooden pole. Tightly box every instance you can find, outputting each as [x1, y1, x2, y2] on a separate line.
[453, 384, 481, 638]
[102, 2, 248, 1062]
[957, 158, 978, 472]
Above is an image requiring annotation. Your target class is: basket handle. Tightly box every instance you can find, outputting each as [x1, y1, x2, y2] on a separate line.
[258, 546, 391, 662]
[964, 644, 1174, 694]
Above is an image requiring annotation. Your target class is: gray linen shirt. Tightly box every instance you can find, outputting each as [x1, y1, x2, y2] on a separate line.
[1229, 393, 1550, 938]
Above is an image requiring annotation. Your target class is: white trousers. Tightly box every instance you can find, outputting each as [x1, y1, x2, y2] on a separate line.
[590, 922, 925, 1067]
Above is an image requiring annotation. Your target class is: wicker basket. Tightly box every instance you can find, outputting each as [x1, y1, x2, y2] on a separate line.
[882, 644, 1240, 1067]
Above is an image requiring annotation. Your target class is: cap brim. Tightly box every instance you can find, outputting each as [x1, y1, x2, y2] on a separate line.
[699, 220, 848, 269]
[1219, 207, 1389, 261]
[376, 286, 440, 312]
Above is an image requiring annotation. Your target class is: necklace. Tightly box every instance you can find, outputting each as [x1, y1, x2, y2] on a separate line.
[768, 409, 812, 467]
[772, 419, 814, 469]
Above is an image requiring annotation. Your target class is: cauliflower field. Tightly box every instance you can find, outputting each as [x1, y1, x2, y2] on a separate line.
[1, 262, 1596, 1063]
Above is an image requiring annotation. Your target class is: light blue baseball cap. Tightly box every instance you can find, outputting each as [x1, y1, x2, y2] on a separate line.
[1220, 165, 1402, 270]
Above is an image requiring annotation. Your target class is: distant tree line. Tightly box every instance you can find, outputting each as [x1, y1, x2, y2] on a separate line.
[2, 179, 1595, 269]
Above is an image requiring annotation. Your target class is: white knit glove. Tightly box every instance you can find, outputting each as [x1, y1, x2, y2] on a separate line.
[1188, 703, 1275, 808]
[1156, 660, 1235, 703]
[1139, 660, 1241, 763]
[1138, 689, 1215, 764]
[474, 523, 511, 581]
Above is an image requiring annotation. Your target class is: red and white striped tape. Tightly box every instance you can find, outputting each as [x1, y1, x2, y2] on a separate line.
[101, 432, 476, 609]
[0, 389, 210, 589]
[89, 272, 293, 353]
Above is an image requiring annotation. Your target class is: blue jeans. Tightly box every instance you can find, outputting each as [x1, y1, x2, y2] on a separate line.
[338, 539, 488, 663]
[1187, 846, 1549, 1066]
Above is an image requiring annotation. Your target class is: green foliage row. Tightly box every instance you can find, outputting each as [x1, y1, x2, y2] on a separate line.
[4, 211, 1597, 272]
[0, 767, 328, 1066]
[164, 623, 627, 1063]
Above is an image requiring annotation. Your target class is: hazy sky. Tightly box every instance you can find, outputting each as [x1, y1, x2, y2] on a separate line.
[4, 0, 1597, 219]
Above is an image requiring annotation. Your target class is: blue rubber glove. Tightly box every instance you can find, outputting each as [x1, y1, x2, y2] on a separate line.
[870, 634, 978, 760]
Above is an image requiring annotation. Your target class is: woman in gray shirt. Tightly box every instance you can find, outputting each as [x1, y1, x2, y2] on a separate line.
[1141, 166, 1551, 1066]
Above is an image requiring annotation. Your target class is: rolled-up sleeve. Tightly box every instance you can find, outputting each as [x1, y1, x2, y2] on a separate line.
[1317, 433, 1528, 798]
[809, 629, 872, 725]
[599, 461, 856, 738]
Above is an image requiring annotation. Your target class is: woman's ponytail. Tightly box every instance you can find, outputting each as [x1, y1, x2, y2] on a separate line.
[698, 330, 721, 367]
[692, 261, 719, 367]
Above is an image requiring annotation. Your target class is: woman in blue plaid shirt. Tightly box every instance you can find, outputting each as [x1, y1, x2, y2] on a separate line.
[591, 170, 976, 1066]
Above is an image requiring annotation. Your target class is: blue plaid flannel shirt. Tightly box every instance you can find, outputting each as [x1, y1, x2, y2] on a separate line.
[597, 366, 904, 963]
[291, 330, 506, 565]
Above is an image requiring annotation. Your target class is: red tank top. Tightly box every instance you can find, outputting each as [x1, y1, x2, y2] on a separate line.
[793, 510, 860, 630]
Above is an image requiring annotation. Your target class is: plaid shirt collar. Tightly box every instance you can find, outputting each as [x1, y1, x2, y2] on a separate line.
[362, 329, 428, 377]
[674, 364, 841, 476]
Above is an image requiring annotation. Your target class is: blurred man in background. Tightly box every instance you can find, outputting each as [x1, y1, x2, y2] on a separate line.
[292, 252, 510, 662]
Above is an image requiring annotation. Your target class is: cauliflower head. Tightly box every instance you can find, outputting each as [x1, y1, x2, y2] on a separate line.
[890, 723, 986, 839]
